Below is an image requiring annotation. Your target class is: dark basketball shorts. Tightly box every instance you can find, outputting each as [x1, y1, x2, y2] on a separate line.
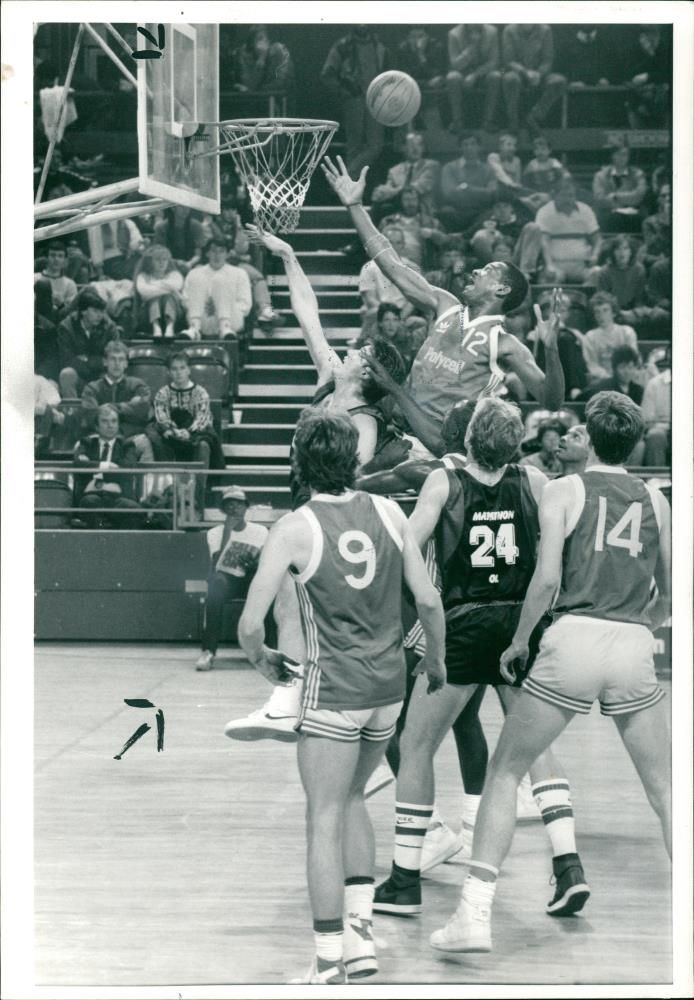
[443, 601, 549, 687]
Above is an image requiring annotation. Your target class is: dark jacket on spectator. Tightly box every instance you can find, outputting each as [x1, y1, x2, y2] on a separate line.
[82, 375, 152, 437]
[579, 375, 644, 405]
[57, 313, 122, 383]
[73, 433, 139, 502]
[397, 35, 446, 83]
[233, 40, 294, 93]
[321, 30, 391, 99]
[559, 27, 615, 84]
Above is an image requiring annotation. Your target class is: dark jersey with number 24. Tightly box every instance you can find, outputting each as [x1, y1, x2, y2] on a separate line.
[435, 464, 540, 609]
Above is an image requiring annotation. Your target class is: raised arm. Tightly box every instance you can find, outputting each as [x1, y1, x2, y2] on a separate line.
[408, 466, 451, 549]
[321, 155, 458, 316]
[500, 290, 565, 410]
[246, 225, 340, 385]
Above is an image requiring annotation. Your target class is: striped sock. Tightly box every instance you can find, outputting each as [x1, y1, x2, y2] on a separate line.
[393, 801, 434, 873]
[532, 779, 577, 857]
[313, 917, 343, 963]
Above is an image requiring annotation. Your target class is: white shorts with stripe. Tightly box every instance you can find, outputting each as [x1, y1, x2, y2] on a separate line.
[523, 614, 665, 716]
[297, 701, 403, 743]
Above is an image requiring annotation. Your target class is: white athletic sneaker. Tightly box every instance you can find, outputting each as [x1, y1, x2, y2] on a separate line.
[224, 704, 298, 742]
[364, 762, 394, 799]
[195, 651, 215, 672]
[343, 912, 378, 978]
[429, 897, 492, 953]
[420, 821, 469, 873]
[288, 957, 348, 984]
[516, 774, 541, 822]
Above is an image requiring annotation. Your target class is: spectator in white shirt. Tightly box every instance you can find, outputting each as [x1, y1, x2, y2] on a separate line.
[135, 245, 184, 338]
[519, 175, 602, 283]
[195, 486, 269, 671]
[641, 351, 671, 466]
[183, 237, 252, 340]
[582, 292, 639, 382]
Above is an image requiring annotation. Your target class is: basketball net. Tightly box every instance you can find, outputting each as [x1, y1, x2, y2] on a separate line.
[213, 119, 338, 233]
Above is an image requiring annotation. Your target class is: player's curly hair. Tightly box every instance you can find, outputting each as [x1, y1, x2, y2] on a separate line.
[362, 337, 408, 405]
[466, 397, 524, 471]
[586, 390, 645, 464]
[292, 409, 359, 495]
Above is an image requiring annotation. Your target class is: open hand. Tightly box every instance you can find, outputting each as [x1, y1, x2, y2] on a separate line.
[362, 351, 398, 394]
[533, 286, 563, 351]
[412, 652, 446, 694]
[321, 155, 368, 207]
[245, 224, 293, 258]
[499, 639, 529, 684]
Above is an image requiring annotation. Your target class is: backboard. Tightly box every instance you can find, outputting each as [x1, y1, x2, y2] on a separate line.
[137, 23, 220, 214]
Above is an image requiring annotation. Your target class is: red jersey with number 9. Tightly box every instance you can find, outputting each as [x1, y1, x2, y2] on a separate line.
[554, 469, 661, 625]
[292, 491, 407, 711]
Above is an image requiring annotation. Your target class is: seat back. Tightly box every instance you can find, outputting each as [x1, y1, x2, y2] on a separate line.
[35, 478, 74, 528]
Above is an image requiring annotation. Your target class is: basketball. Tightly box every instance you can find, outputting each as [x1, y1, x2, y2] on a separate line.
[366, 70, 421, 127]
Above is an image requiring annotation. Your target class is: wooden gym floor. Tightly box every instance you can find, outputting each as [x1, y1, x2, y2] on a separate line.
[34, 643, 672, 988]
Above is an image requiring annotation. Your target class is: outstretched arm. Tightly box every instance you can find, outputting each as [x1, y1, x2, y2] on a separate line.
[501, 290, 565, 410]
[246, 225, 340, 385]
[321, 155, 458, 316]
[362, 353, 448, 457]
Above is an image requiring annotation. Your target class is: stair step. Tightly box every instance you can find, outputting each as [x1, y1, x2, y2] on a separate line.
[268, 273, 360, 287]
[241, 364, 318, 385]
[247, 345, 345, 365]
[238, 384, 316, 399]
[223, 443, 290, 459]
[234, 403, 306, 423]
[223, 424, 296, 445]
[252, 327, 360, 340]
[272, 290, 361, 309]
[276, 309, 362, 328]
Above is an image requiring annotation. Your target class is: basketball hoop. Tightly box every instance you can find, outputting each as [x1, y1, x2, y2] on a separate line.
[187, 118, 338, 233]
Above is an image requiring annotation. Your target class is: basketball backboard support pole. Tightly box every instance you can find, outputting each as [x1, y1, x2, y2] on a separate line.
[33, 22, 220, 242]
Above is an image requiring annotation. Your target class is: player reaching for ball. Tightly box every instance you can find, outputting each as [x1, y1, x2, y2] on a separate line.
[321, 155, 566, 462]
[429, 391, 671, 954]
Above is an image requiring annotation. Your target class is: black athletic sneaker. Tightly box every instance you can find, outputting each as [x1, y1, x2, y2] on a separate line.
[373, 876, 421, 916]
[546, 862, 590, 916]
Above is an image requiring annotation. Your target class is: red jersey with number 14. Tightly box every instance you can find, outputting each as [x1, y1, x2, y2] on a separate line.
[554, 468, 661, 625]
[292, 491, 407, 711]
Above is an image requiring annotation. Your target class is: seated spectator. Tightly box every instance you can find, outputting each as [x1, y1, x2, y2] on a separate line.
[396, 27, 446, 95]
[320, 26, 390, 176]
[579, 345, 644, 406]
[529, 175, 602, 283]
[35, 277, 60, 382]
[57, 288, 123, 398]
[231, 24, 295, 102]
[439, 133, 497, 230]
[560, 24, 614, 89]
[149, 353, 225, 511]
[592, 141, 648, 232]
[182, 237, 252, 340]
[501, 23, 567, 131]
[594, 235, 648, 312]
[528, 290, 588, 399]
[522, 135, 566, 202]
[520, 418, 565, 475]
[358, 225, 419, 332]
[424, 241, 468, 299]
[582, 292, 639, 382]
[446, 23, 501, 132]
[371, 132, 441, 219]
[72, 404, 142, 529]
[153, 206, 206, 271]
[641, 184, 671, 269]
[640, 348, 671, 465]
[81, 341, 154, 462]
[623, 25, 672, 128]
[34, 241, 78, 320]
[632, 254, 672, 334]
[208, 203, 279, 325]
[34, 373, 64, 456]
[381, 186, 446, 269]
[134, 245, 184, 339]
[195, 486, 270, 672]
[485, 132, 550, 213]
[88, 218, 144, 281]
[64, 239, 93, 285]
[469, 197, 531, 265]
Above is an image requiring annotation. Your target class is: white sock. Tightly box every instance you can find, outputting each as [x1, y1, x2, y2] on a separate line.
[393, 801, 434, 872]
[344, 882, 374, 924]
[462, 871, 497, 912]
[532, 779, 577, 856]
[461, 794, 481, 836]
[313, 922, 343, 963]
